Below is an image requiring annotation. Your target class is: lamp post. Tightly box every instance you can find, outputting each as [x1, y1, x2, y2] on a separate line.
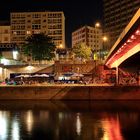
[91, 22, 101, 82]
[94, 22, 101, 71]
[102, 36, 108, 60]
[95, 22, 100, 28]
[103, 36, 108, 59]
[92, 23, 108, 82]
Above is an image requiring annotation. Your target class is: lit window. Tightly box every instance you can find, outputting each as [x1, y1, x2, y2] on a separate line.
[27, 31, 31, 35]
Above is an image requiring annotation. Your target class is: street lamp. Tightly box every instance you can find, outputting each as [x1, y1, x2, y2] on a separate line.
[59, 44, 63, 49]
[94, 22, 101, 68]
[95, 22, 101, 28]
[91, 22, 101, 82]
[103, 36, 108, 42]
[94, 22, 101, 60]
[102, 36, 108, 60]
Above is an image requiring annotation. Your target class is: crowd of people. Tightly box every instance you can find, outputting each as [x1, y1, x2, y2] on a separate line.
[0, 73, 139, 86]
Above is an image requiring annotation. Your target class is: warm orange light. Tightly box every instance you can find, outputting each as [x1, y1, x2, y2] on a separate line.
[95, 22, 100, 28]
[27, 31, 31, 35]
[103, 36, 108, 42]
[59, 44, 63, 49]
[101, 116, 123, 140]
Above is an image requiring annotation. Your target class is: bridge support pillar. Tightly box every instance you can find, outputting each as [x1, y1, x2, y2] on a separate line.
[116, 66, 119, 85]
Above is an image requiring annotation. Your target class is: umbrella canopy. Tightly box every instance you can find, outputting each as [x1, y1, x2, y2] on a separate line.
[40, 74, 49, 77]
[15, 75, 24, 78]
[32, 74, 49, 77]
[15, 74, 30, 78]
[24, 75, 31, 78]
[32, 74, 42, 77]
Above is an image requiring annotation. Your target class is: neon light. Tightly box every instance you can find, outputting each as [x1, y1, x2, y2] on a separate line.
[110, 43, 140, 68]
[136, 30, 140, 35]
[131, 35, 136, 39]
[127, 39, 132, 42]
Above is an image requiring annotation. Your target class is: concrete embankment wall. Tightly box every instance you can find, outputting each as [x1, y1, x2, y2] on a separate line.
[0, 85, 140, 100]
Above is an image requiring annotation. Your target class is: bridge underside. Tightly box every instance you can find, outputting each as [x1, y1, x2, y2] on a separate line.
[104, 9, 140, 85]
[105, 9, 140, 69]
[105, 28, 140, 69]
[120, 51, 140, 69]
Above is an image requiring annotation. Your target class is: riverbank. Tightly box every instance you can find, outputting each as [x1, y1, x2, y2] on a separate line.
[0, 84, 140, 100]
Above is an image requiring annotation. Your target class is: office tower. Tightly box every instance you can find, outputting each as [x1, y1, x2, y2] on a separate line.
[103, 0, 140, 48]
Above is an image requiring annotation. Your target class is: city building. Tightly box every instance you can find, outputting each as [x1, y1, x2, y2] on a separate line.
[0, 22, 11, 43]
[0, 21, 19, 62]
[72, 25, 103, 51]
[103, 0, 140, 48]
[10, 11, 65, 49]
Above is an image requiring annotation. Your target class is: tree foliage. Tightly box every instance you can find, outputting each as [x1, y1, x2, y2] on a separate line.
[23, 33, 56, 62]
[73, 43, 92, 60]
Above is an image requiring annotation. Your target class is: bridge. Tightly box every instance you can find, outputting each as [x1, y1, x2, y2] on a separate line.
[105, 8, 140, 85]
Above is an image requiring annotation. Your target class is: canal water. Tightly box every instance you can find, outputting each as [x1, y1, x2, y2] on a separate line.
[0, 100, 140, 140]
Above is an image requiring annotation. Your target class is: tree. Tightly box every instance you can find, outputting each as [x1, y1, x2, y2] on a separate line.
[23, 33, 56, 62]
[73, 43, 92, 60]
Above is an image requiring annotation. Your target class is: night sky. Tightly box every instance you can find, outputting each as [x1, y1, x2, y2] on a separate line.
[0, 0, 103, 48]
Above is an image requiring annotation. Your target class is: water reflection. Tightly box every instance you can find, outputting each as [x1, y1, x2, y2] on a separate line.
[76, 113, 82, 136]
[0, 111, 9, 140]
[25, 110, 34, 133]
[0, 101, 140, 140]
[101, 114, 123, 140]
[12, 119, 20, 140]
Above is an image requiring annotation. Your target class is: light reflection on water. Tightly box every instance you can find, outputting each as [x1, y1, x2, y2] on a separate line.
[101, 114, 123, 140]
[0, 111, 9, 140]
[76, 113, 82, 136]
[25, 110, 34, 134]
[0, 101, 140, 140]
[12, 118, 20, 140]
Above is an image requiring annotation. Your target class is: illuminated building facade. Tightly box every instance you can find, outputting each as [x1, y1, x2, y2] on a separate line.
[10, 11, 65, 49]
[103, 0, 140, 48]
[0, 23, 11, 43]
[72, 25, 103, 51]
[0, 22, 18, 61]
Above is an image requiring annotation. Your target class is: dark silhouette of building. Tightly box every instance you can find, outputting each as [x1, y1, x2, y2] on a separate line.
[103, 0, 140, 49]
